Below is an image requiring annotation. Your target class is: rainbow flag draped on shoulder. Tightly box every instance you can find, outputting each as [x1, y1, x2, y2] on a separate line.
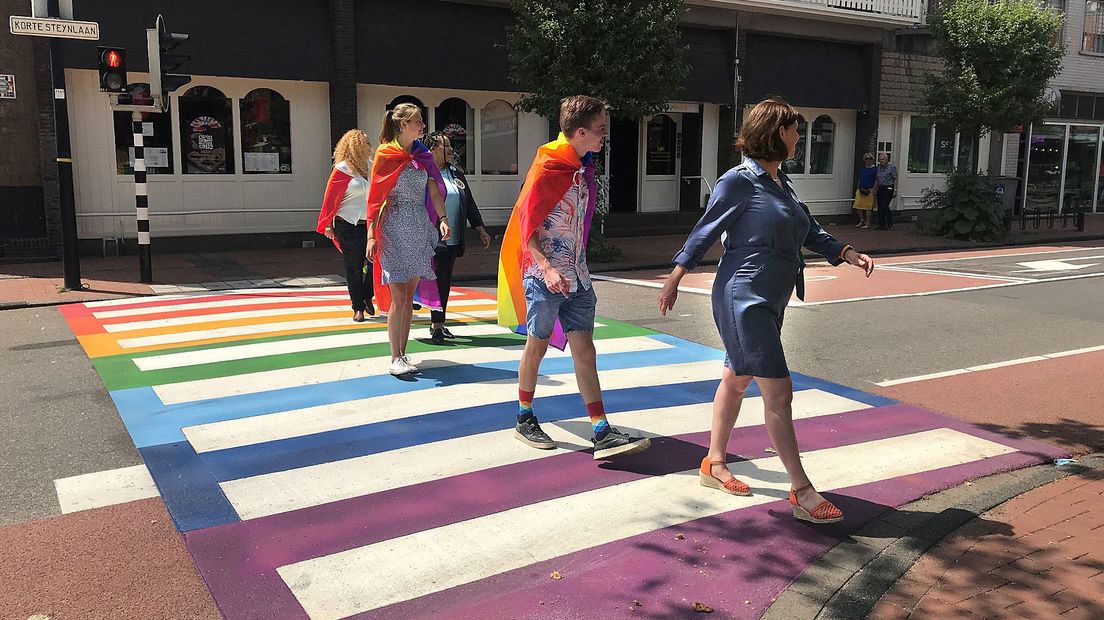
[366, 139, 447, 312]
[497, 133, 597, 350]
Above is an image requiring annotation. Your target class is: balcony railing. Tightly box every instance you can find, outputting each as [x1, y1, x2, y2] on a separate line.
[738, 0, 927, 24]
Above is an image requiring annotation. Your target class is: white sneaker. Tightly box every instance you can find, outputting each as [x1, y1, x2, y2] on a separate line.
[389, 357, 416, 376]
[401, 354, 417, 369]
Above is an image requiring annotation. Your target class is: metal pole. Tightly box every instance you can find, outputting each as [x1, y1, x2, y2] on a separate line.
[132, 112, 152, 283]
[48, 33, 81, 289]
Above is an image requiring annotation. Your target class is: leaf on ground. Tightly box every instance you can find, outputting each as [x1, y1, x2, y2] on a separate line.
[550, 570, 562, 580]
[691, 602, 714, 613]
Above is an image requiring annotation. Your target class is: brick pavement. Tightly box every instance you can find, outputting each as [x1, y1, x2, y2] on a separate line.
[870, 467, 1104, 619]
[3, 216, 1104, 308]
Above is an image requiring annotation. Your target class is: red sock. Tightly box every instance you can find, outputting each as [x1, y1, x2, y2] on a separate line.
[586, 401, 609, 437]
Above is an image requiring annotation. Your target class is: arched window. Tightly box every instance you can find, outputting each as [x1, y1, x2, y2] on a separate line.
[646, 114, 678, 176]
[809, 115, 834, 175]
[435, 97, 474, 173]
[782, 115, 807, 175]
[481, 99, 518, 175]
[179, 86, 234, 174]
[240, 88, 292, 174]
[386, 95, 428, 126]
[113, 83, 173, 175]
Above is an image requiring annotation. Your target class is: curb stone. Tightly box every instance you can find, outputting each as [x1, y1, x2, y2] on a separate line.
[762, 454, 1104, 620]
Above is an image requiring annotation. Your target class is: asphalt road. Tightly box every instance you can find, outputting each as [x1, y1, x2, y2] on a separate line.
[0, 307, 141, 526]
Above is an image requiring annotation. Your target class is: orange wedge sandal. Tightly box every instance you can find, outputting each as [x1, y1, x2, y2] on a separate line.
[789, 485, 843, 524]
[698, 457, 751, 496]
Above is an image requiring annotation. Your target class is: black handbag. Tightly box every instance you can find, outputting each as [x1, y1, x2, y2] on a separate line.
[858, 188, 871, 196]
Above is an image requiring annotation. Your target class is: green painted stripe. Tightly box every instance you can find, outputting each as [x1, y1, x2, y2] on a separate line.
[93, 319, 655, 391]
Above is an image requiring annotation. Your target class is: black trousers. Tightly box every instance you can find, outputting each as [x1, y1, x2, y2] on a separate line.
[333, 217, 374, 311]
[876, 186, 895, 229]
[431, 244, 461, 324]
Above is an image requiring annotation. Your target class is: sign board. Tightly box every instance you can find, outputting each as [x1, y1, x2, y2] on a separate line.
[10, 16, 99, 40]
[0, 74, 15, 99]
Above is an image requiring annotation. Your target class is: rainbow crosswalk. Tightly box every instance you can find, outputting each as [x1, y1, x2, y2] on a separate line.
[59, 286, 1062, 619]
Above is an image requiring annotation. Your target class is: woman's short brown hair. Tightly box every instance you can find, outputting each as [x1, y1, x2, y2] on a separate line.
[735, 97, 799, 162]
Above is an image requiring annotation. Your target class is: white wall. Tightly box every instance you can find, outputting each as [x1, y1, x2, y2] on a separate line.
[68, 70, 331, 239]
[783, 107, 858, 216]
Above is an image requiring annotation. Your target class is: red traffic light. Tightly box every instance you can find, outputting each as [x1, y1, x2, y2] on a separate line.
[105, 49, 123, 68]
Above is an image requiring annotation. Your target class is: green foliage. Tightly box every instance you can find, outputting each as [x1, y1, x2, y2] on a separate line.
[925, 0, 1064, 137]
[506, 0, 689, 120]
[921, 168, 1007, 242]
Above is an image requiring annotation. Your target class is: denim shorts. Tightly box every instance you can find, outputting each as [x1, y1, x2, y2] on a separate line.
[523, 276, 597, 340]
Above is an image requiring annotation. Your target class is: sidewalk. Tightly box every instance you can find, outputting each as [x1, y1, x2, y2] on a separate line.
[3, 216, 1104, 308]
[764, 456, 1104, 620]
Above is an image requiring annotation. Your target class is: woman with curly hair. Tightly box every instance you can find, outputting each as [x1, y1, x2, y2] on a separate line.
[317, 129, 376, 321]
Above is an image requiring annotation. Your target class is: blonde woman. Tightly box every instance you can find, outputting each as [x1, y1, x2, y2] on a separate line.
[366, 103, 451, 376]
[853, 152, 878, 229]
[317, 129, 375, 321]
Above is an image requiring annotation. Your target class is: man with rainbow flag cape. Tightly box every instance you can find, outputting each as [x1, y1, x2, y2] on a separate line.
[497, 95, 651, 461]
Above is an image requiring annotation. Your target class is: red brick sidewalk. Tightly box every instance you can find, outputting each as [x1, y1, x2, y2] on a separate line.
[871, 466, 1104, 619]
[3, 216, 1104, 308]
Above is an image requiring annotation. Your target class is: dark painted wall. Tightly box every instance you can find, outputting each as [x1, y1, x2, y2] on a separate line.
[59, 0, 335, 81]
[742, 34, 869, 109]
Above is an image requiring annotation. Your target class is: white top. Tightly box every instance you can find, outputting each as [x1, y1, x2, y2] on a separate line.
[334, 160, 370, 224]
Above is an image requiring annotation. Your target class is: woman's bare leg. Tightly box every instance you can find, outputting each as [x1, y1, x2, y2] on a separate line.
[705, 367, 753, 481]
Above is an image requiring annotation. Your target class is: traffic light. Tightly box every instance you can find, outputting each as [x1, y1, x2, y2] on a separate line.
[97, 46, 127, 93]
[146, 14, 191, 111]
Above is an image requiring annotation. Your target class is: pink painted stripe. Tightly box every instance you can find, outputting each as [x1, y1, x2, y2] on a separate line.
[180, 404, 1068, 619]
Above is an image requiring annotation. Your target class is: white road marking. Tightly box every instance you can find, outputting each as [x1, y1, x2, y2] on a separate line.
[875, 344, 1104, 386]
[220, 389, 869, 520]
[154, 335, 669, 405]
[591, 274, 712, 295]
[54, 465, 160, 513]
[132, 321, 511, 371]
[277, 429, 1015, 619]
[879, 264, 1033, 283]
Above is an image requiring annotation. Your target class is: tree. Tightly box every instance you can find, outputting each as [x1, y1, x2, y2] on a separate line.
[925, 0, 1064, 159]
[921, 0, 1064, 240]
[505, 0, 689, 121]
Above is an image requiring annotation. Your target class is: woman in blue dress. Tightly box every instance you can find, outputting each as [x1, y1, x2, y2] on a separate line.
[658, 97, 875, 524]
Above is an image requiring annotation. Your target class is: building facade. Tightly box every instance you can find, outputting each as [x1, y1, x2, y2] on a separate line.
[3, 0, 929, 257]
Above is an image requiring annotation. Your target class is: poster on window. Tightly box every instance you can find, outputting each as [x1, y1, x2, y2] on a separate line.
[129, 147, 169, 169]
[0, 75, 15, 99]
[185, 115, 228, 174]
[244, 152, 280, 173]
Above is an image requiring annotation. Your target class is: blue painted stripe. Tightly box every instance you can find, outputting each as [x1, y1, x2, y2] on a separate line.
[139, 441, 240, 532]
[112, 340, 724, 448]
[202, 378, 738, 482]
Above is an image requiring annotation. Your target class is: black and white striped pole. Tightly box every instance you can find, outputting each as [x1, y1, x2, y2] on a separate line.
[132, 111, 153, 283]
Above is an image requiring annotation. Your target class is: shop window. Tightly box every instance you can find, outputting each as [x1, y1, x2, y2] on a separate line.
[386, 95, 428, 126]
[240, 88, 292, 174]
[809, 115, 834, 175]
[645, 114, 677, 176]
[782, 115, 807, 175]
[1026, 124, 1065, 210]
[908, 116, 932, 173]
[1084, 1, 1104, 53]
[435, 97, 474, 174]
[956, 135, 978, 171]
[179, 86, 234, 174]
[933, 124, 957, 173]
[1064, 126, 1100, 212]
[481, 99, 518, 175]
[113, 83, 173, 175]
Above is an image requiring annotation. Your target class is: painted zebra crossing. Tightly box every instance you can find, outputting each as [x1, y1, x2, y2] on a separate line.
[59, 286, 1062, 619]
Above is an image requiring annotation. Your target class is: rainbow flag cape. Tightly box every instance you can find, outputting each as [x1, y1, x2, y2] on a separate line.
[366, 139, 447, 312]
[497, 133, 597, 350]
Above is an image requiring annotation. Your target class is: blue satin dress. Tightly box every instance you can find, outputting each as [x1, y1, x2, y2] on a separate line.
[673, 158, 847, 378]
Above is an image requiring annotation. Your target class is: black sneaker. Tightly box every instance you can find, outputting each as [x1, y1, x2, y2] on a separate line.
[515, 415, 556, 450]
[430, 327, 445, 345]
[592, 428, 651, 460]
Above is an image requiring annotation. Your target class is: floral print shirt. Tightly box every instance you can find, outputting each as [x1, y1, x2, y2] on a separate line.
[523, 167, 591, 292]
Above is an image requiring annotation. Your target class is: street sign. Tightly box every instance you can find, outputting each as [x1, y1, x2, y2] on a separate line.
[10, 15, 99, 40]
